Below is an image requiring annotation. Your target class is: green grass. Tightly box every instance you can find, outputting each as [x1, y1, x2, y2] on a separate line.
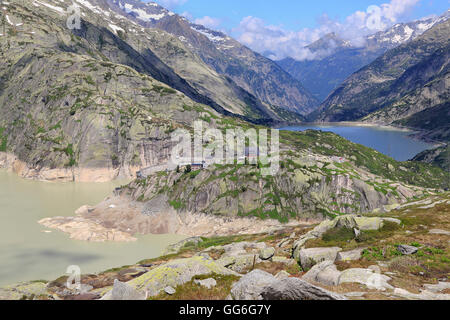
[148, 273, 240, 300]
[168, 200, 185, 210]
[0, 127, 7, 152]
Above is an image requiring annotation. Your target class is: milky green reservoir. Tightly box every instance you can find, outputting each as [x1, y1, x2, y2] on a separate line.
[0, 170, 186, 287]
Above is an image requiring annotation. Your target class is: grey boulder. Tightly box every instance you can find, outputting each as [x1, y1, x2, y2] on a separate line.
[194, 278, 217, 289]
[302, 261, 341, 286]
[261, 278, 347, 300]
[397, 245, 419, 255]
[164, 286, 176, 295]
[229, 270, 278, 300]
[298, 247, 342, 270]
[108, 279, 146, 300]
[337, 248, 365, 262]
[259, 247, 276, 260]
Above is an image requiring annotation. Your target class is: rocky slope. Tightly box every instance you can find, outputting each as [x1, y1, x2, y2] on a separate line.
[104, 0, 319, 115]
[278, 11, 449, 102]
[311, 19, 450, 125]
[412, 145, 449, 172]
[118, 130, 448, 220]
[37, 129, 449, 241]
[0, 0, 309, 182]
[2, 193, 449, 300]
[0, 1, 230, 181]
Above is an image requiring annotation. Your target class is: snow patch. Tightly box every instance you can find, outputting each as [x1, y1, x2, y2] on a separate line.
[75, 0, 111, 17]
[34, 0, 65, 15]
[108, 23, 124, 35]
[190, 26, 226, 43]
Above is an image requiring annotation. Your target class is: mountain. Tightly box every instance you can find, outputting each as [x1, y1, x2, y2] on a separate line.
[278, 12, 449, 102]
[394, 102, 450, 142]
[310, 19, 450, 129]
[412, 144, 449, 172]
[104, 0, 319, 115]
[278, 47, 384, 102]
[0, 0, 236, 181]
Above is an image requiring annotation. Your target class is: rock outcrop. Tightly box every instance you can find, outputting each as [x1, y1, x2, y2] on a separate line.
[38, 216, 137, 242]
[302, 261, 341, 286]
[338, 268, 394, 291]
[261, 278, 347, 300]
[125, 256, 238, 297]
[297, 247, 342, 270]
[229, 270, 278, 300]
[293, 214, 401, 259]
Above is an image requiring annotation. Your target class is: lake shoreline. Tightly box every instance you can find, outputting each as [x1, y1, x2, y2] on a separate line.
[279, 121, 445, 148]
[280, 122, 441, 161]
[38, 195, 316, 242]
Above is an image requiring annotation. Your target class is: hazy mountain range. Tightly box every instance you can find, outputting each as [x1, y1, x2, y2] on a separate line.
[311, 18, 449, 143]
[278, 10, 450, 102]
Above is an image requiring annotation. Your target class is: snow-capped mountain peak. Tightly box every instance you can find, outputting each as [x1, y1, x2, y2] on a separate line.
[367, 11, 449, 48]
[110, 0, 174, 22]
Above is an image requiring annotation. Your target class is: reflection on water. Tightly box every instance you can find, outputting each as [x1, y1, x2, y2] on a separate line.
[282, 124, 436, 161]
[0, 170, 186, 286]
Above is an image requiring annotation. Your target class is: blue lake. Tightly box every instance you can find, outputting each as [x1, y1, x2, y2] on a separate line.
[281, 124, 437, 162]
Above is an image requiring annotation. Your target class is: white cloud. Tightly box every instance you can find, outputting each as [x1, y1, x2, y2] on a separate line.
[194, 16, 222, 28]
[235, 0, 420, 61]
[180, 11, 192, 20]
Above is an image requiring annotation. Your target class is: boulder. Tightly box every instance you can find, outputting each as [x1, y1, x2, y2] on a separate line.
[334, 215, 358, 229]
[381, 217, 401, 225]
[261, 278, 347, 300]
[429, 229, 450, 236]
[272, 256, 297, 266]
[423, 282, 450, 293]
[302, 261, 341, 286]
[164, 286, 176, 295]
[337, 248, 365, 262]
[298, 247, 342, 270]
[392, 288, 450, 300]
[397, 245, 419, 255]
[353, 217, 384, 231]
[194, 278, 217, 289]
[217, 254, 260, 273]
[0, 281, 49, 300]
[126, 256, 238, 297]
[338, 268, 393, 291]
[274, 271, 291, 280]
[259, 247, 275, 260]
[229, 270, 278, 300]
[222, 242, 267, 257]
[292, 236, 317, 259]
[292, 215, 394, 257]
[109, 279, 146, 300]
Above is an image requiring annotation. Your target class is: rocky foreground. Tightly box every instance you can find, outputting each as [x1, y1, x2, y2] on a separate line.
[2, 193, 449, 300]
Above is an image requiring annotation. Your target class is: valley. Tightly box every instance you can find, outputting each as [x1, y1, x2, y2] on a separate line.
[0, 0, 448, 303]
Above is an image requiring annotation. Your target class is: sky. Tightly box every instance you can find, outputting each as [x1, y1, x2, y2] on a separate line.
[149, 0, 449, 60]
